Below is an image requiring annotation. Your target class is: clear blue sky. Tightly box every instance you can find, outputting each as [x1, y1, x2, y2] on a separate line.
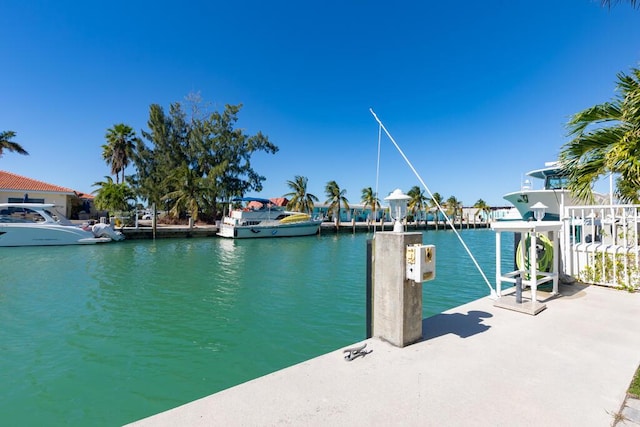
[1, 1, 639, 207]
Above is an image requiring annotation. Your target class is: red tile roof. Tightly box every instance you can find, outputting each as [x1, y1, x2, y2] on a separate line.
[0, 170, 76, 194]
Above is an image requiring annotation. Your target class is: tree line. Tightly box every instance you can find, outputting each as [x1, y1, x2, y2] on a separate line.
[2, 62, 639, 219]
[93, 99, 279, 222]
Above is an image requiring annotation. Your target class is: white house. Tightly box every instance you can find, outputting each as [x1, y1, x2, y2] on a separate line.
[0, 170, 94, 219]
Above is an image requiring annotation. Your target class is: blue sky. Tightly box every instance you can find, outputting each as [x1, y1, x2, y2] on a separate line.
[1, 1, 639, 207]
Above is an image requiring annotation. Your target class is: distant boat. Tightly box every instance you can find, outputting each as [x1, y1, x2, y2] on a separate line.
[0, 203, 124, 246]
[217, 197, 323, 239]
[502, 161, 604, 221]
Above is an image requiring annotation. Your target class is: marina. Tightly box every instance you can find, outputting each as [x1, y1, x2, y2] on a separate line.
[3, 1, 640, 424]
[0, 229, 509, 426]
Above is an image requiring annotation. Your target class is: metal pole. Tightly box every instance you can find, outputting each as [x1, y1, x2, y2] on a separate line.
[152, 203, 157, 240]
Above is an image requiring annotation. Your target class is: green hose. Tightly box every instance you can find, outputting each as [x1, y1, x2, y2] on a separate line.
[516, 233, 553, 279]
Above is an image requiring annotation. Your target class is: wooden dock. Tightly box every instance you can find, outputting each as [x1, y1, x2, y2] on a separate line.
[120, 225, 219, 239]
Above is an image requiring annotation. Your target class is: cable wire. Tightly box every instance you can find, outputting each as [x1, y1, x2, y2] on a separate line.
[370, 108, 497, 298]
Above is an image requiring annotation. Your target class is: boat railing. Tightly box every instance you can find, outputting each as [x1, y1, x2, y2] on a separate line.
[561, 204, 640, 290]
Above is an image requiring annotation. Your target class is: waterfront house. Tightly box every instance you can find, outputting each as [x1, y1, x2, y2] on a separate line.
[0, 170, 95, 219]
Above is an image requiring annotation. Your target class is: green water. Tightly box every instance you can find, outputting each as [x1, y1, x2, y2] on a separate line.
[0, 229, 513, 426]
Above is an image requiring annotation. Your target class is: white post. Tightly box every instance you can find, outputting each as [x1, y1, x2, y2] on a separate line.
[530, 232, 538, 303]
[495, 230, 502, 296]
[552, 230, 559, 294]
[518, 232, 526, 277]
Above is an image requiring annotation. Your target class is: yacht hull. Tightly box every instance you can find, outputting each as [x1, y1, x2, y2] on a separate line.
[502, 189, 576, 221]
[0, 224, 111, 246]
[217, 220, 322, 239]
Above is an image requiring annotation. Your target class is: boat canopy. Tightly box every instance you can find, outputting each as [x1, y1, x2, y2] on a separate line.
[525, 165, 570, 190]
[527, 166, 568, 180]
[231, 197, 273, 205]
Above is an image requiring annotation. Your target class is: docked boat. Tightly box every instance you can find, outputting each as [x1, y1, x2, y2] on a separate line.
[217, 197, 323, 239]
[502, 161, 603, 221]
[0, 203, 124, 246]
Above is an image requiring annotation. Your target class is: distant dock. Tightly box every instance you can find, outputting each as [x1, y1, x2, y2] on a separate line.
[118, 221, 490, 240]
[319, 220, 490, 234]
[120, 224, 219, 239]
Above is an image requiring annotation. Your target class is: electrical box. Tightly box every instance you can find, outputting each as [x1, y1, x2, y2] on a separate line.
[406, 244, 436, 282]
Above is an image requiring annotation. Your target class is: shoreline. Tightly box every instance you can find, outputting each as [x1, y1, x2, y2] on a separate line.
[119, 221, 491, 240]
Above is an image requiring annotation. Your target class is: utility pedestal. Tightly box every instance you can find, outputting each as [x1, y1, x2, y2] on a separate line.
[373, 232, 423, 347]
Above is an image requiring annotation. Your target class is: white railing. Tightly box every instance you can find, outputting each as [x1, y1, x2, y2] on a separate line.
[561, 204, 640, 291]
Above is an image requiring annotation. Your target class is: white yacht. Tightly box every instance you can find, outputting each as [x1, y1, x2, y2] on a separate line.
[0, 203, 124, 246]
[502, 162, 598, 221]
[217, 197, 322, 239]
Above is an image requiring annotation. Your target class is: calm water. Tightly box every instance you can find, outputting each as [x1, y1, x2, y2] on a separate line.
[0, 229, 513, 426]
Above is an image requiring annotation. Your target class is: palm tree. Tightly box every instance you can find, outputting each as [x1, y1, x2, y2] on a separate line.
[162, 163, 207, 221]
[430, 192, 444, 228]
[324, 180, 349, 227]
[559, 66, 640, 203]
[103, 124, 139, 184]
[446, 195, 462, 222]
[473, 199, 491, 223]
[92, 176, 136, 213]
[407, 185, 430, 226]
[284, 176, 318, 214]
[361, 187, 381, 224]
[0, 131, 29, 158]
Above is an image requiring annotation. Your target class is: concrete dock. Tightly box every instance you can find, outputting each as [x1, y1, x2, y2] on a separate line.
[128, 283, 640, 426]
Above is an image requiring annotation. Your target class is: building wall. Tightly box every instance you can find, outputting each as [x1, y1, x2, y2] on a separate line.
[0, 190, 73, 218]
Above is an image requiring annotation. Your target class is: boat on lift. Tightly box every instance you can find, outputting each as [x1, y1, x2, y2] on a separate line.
[0, 203, 124, 246]
[502, 161, 604, 221]
[217, 197, 322, 239]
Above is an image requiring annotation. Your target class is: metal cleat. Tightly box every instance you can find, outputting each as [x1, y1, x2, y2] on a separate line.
[343, 343, 372, 361]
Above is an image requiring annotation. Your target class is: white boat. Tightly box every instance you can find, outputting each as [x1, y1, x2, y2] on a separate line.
[0, 203, 125, 246]
[217, 197, 323, 239]
[502, 161, 603, 221]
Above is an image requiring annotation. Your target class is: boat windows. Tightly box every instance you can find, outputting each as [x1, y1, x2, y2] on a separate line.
[8, 197, 45, 204]
[0, 207, 47, 223]
[545, 176, 569, 190]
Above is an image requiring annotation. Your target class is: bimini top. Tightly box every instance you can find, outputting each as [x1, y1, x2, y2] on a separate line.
[526, 162, 567, 180]
[231, 197, 273, 205]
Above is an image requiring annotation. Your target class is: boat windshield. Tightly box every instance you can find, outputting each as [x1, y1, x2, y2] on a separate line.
[0, 207, 48, 223]
[545, 175, 569, 190]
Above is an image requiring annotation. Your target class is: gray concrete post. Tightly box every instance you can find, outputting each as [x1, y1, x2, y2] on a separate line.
[373, 231, 423, 347]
